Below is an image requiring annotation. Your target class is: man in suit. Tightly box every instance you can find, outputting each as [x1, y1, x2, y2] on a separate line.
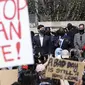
[74, 24, 85, 60]
[33, 25, 51, 63]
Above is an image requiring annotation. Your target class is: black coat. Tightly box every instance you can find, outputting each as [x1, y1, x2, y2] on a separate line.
[33, 34, 51, 56]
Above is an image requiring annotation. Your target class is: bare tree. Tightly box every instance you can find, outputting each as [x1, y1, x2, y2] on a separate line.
[28, 0, 85, 21]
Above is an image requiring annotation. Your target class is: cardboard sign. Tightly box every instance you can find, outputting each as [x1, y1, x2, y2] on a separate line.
[0, 0, 34, 68]
[45, 57, 84, 82]
[0, 69, 18, 85]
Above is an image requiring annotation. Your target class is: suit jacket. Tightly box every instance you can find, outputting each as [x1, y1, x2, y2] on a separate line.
[33, 34, 51, 56]
[67, 27, 78, 48]
[74, 33, 85, 50]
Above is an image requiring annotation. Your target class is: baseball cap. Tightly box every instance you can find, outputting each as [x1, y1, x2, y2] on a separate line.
[36, 64, 45, 72]
[61, 50, 69, 59]
[55, 48, 62, 59]
[22, 65, 28, 70]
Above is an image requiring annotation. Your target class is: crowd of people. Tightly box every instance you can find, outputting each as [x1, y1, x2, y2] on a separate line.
[12, 23, 85, 85]
[32, 23, 85, 62]
[31, 23, 85, 85]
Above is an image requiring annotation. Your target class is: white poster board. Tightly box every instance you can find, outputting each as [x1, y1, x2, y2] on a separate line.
[0, 0, 34, 68]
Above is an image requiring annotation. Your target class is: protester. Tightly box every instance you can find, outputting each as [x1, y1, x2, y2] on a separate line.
[61, 49, 75, 85]
[45, 27, 51, 36]
[74, 24, 85, 60]
[17, 23, 85, 85]
[18, 65, 38, 85]
[74, 24, 85, 50]
[33, 25, 51, 63]
[45, 27, 54, 56]
[53, 27, 71, 51]
[70, 49, 79, 61]
[65, 23, 78, 48]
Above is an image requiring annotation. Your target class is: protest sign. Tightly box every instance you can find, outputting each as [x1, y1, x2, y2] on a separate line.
[0, 0, 34, 68]
[0, 69, 18, 85]
[45, 57, 84, 82]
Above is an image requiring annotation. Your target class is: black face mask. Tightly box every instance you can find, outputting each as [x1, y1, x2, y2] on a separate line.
[59, 32, 65, 37]
[68, 26, 72, 31]
[79, 29, 84, 34]
[45, 31, 51, 36]
[39, 30, 45, 35]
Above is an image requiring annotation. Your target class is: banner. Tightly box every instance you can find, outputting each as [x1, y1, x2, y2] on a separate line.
[45, 57, 84, 82]
[0, 0, 34, 68]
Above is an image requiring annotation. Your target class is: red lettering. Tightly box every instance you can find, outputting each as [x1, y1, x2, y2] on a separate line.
[2, 0, 27, 20]
[1, 45, 14, 62]
[10, 21, 21, 40]
[17, 0, 27, 20]
[0, 22, 8, 40]
[3, 0, 16, 20]
[0, 0, 6, 2]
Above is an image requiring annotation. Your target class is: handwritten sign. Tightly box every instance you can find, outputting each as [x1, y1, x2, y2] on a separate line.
[0, 0, 34, 68]
[45, 58, 84, 82]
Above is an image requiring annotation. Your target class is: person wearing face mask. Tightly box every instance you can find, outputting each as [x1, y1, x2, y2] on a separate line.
[45, 27, 51, 36]
[54, 27, 71, 51]
[66, 23, 78, 48]
[45, 27, 55, 56]
[74, 24, 85, 60]
[33, 25, 51, 64]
